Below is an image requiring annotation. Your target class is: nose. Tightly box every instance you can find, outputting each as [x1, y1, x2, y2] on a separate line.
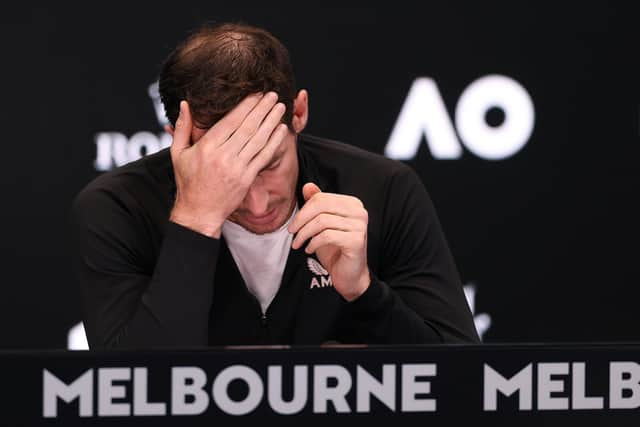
[242, 179, 270, 216]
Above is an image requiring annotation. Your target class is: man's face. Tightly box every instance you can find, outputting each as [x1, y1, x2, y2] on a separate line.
[191, 127, 299, 234]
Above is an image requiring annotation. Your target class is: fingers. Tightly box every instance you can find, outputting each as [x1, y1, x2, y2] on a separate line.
[305, 229, 364, 255]
[224, 91, 280, 150]
[288, 191, 367, 234]
[302, 182, 321, 201]
[291, 213, 364, 250]
[171, 100, 193, 154]
[202, 92, 265, 146]
[237, 101, 286, 160]
[247, 123, 289, 176]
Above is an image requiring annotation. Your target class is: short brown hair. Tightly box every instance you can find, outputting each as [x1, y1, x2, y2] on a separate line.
[159, 22, 296, 129]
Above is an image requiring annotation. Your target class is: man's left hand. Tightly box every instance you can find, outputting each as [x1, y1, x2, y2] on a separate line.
[289, 183, 370, 301]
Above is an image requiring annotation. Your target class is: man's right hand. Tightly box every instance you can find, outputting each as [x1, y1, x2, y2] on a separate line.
[168, 92, 288, 238]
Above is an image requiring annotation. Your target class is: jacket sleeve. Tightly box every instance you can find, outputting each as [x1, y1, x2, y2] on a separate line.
[70, 186, 219, 349]
[343, 164, 480, 344]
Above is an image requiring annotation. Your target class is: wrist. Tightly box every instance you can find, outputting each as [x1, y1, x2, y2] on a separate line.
[169, 206, 224, 239]
[343, 270, 371, 302]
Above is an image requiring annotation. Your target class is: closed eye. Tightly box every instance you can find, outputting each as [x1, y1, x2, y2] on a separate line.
[266, 160, 281, 170]
[259, 158, 282, 175]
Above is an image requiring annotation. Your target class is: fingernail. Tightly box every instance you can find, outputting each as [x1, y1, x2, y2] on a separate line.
[278, 124, 288, 138]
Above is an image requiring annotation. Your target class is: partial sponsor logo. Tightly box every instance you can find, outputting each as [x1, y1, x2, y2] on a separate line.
[68, 322, 88, 351]
[484, 362, 640, 411]
[463, 282, 491, 341]
[307, 258, 333, 289]
[94, 82, 170, 171]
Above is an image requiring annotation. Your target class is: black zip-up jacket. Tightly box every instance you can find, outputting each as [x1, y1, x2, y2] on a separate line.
[70, 134, 479, 349]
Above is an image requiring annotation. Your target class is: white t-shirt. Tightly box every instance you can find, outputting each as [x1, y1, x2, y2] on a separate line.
[221, 205, 297, 314]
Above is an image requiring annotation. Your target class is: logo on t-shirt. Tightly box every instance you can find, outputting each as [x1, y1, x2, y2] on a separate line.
[307, 258, 333, 289]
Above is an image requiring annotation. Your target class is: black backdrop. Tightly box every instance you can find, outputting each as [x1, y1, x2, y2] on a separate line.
[2, 3, 638, 348]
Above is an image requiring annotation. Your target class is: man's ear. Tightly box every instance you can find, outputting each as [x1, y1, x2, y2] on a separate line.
[164, 124, 174, 136]
[291, 89, 309, 133]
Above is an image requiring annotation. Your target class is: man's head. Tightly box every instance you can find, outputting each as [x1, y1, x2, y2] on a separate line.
[159, 22, 297, 131]
[159, 22, 308, 234]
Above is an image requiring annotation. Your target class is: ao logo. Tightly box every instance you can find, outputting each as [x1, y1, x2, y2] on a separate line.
[384, 75, 535, 161]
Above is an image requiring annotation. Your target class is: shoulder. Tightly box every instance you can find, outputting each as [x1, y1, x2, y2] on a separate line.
[71, 148, 173, 219]
[298, 133, 416, 186]
[296, 134, 427, 232]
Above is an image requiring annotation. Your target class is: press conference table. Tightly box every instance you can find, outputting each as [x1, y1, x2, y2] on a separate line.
[1, 343, 638, 426]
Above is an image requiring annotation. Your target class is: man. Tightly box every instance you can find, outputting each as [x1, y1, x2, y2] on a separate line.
[70, 22, 479, 349]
